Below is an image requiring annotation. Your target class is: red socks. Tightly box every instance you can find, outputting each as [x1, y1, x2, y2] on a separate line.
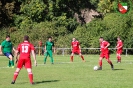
[13, 72, 19, 81]
[13, 72, 33, 83]
[28, 72, 33, 83]
[99, 60, 102, 67]
[70, 56, 73, 62]
[107, 60, 113, 66]
[117, 56, 121, 62]
[81, 55, 84, 60]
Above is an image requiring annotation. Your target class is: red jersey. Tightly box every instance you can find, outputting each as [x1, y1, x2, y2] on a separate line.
[100, 41, 109, 52]
[116, 40, 123, 50]
[17, 41, 35, 59]
[71, 41, 80, 50]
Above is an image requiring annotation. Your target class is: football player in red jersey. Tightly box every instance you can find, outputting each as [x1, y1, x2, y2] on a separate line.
[98, 37, 114, 70]
[11, 35, 37, 84]
[116, 37, 123, 63]
[70, 38, 85, 62]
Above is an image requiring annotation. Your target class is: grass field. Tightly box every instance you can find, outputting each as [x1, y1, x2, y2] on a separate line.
[0, 54, 133, 88]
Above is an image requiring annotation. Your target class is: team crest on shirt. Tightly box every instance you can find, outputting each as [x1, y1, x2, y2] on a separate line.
[118, 2, 128, 14]
[114, 0, 132, 15]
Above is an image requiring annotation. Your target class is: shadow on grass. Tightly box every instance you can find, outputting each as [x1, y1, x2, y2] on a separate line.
[35, 80, 59, 84]
[113, 69, 125, 70]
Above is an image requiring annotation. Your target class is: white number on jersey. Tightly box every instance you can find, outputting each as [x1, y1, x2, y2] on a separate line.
[22, 45, 28, 53]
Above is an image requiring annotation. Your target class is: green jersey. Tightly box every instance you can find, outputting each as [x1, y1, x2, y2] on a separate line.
[1, 40, 13, 53]
[45, 41, 54, 50]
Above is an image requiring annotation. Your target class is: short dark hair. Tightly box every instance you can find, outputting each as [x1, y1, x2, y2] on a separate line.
[117, 36, 120, 38]
[24, 35, 29, 41]
[6, 35, 10, 38]
[48, 36, 52, 39]
[100, 37, 103, 39]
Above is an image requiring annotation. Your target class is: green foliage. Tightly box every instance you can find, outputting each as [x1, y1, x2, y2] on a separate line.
[1, 0, 133, 54]
[20, 0, 47, 22]
[56, 10, 133, 53]
[97, 0, 115, 14]
[0, 0, 15, 27]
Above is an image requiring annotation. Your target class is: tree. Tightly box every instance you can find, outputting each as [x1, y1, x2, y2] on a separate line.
[97, 0, 115, 14]
[0, 0, 16, 27]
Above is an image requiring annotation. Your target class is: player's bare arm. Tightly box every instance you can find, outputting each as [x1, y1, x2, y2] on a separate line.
[117, 44, 123, 49]
[71, 46, 72, 51]
[79, 45, 81, 52]
[31, 50, 37, 66]
[116, 44, 120, 49]
[15, 51, 19, 64]
[44, 45, 47, 52]
[53, 46, 56, 53]
[13, 47, 16, 52]
[116, 44, 119, 48]
[0, 45, 3, 54]
[105, 43, 110, 49]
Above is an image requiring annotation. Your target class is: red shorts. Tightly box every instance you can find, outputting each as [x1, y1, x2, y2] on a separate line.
[17, 58, 32, 69]
[72, 50, 81, 54]
[100, 52, 109, 59]
[117, 49, 122, 54]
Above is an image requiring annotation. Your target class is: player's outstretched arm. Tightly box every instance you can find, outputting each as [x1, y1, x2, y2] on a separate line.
[53, 46, 56, 53]
[118, 43, 123, 49]
[0, 45, 3, 55]
[13, 50, 20, 64]
[15, 51, 19, 64]
[13, 47, 16, 52]
[31, 50, 37, 66]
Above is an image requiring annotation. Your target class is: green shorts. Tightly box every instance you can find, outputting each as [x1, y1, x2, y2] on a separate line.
[44, 50, 53, 57]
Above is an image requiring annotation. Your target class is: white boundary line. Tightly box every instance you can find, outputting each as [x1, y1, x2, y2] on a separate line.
[0, 61, 132, 69]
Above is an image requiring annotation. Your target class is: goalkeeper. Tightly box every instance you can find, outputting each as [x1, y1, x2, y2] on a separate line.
[44, 36, 55, 64]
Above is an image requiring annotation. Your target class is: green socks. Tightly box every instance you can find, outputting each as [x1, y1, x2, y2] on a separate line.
[10, 60, 14, 66]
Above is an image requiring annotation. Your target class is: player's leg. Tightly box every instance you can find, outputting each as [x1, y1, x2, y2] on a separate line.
[116, 53, 120, 63]
[44, 51, 48, 64]
[116, 50, 122, 63]
[4, 53, 14, 67]
[105, 54, 114, 70]
[25, 59, 34, 84]
[119, 53, 121, 62]
[70, 52, 74, 62]
[8, 60, 11, 67]
[11, 59, 23, 84]
[27, 68, 34, 84]
[49, 50, 54, 64]
[116, 50, 119, 62]
[98, 56, 103, 70]
[79, 52, 85, 62]
[11, 68, 21, 84]
[98, 52, 104, 70]
[8, 54, 14, 68]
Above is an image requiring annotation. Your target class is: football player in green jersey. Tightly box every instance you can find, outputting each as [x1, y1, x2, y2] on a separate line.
[0, 35, 16, 68]
[44, 36, 55, 64]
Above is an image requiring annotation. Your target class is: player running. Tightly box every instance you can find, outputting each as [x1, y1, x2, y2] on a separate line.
[44, 36, 55, 64]
[11, 35, 37, 84]
[116, 37, 123, 63]
[70, 38, 85, 62]
[0, 35, 15, 68]
[98, 37, 114, 70]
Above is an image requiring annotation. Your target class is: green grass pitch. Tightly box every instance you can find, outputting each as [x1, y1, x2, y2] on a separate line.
[0, 54, 133, 88]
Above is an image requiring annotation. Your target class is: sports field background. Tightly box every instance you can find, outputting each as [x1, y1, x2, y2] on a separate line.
[0, 54, 133, 88]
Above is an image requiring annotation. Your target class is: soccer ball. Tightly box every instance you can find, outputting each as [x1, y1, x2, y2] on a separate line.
[93, 66, 98, 71]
